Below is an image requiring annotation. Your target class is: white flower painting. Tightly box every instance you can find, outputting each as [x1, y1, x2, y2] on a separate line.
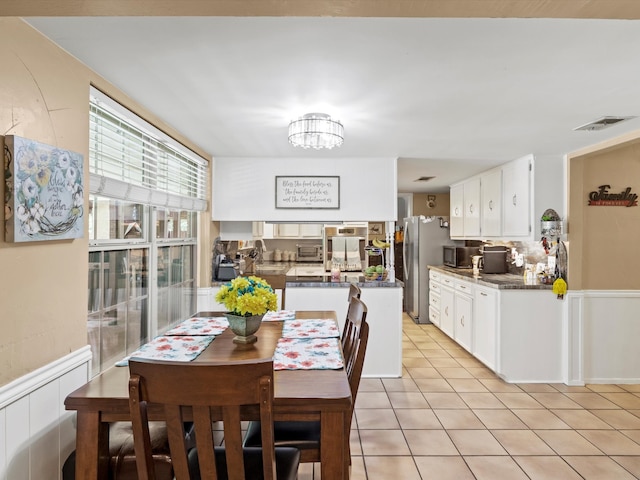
[4, 135, 84, 242]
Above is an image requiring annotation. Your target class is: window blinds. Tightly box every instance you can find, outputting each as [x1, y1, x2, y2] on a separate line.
[89, 87, 208, 211]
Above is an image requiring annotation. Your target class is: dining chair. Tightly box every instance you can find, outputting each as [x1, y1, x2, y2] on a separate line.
[342, 293, 366, 376]
[128, 357, 300, 480]
[243, 298, 369, 464]
[62, 421, 176, 480]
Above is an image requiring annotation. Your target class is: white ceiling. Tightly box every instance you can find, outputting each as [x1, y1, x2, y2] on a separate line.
[24, 16, 640, 193]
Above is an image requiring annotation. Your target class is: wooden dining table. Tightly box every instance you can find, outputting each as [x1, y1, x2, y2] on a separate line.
[65, 310, 352, 480]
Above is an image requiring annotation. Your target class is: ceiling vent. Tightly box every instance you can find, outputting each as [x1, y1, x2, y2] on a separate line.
[573, 116, 636, 132]
[414, 176, 435, 182]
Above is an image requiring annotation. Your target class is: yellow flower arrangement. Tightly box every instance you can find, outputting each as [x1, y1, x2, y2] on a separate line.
[215, 276, 278, 316]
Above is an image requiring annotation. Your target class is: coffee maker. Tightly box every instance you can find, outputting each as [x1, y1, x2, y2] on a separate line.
[481, 245, 508, 274]
[212, 237, 238, 281]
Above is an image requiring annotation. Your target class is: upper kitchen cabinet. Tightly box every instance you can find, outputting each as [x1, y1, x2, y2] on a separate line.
[463, 177, 481, 237]
[449, 153, 559, 241]
[298, 223, 324, 238]
[502, 154, 532, 237]
[449, 184, 464, 237]
[480, 169, 502, 237]
[449, 177, 480, 238]
[251, 222, 323, 239]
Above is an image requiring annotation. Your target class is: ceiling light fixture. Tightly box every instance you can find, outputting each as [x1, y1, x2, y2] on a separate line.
[288, 113, 344, 149]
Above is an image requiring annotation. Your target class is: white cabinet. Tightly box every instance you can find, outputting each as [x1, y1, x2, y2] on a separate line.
[502, 154, 531, 237]
[463, 178, 481, 237]
[275, 224, 300, 237]
[449, 153, 537, 240]
[449, 183, 464, 237]
[260, 223, 324, 238]
[473, 285, 497, 370]
[480, 169, 502, 237]
[454, 281, 473, 351]
[450, 179, 480, 238]
[439, 283, 455, 338]
[298, 224, 323, 238]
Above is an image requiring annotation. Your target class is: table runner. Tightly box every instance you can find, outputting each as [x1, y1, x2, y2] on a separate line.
[273, 337, 344, 370]
[262, 310, 296, 321]
[115, 335, 215, 366]
[282, 319, 340, 339]
[164, 316, 229, 336]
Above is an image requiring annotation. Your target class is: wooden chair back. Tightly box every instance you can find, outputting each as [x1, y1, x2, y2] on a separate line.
[342, 296, 367, 373]
[128, 358, 277, 480]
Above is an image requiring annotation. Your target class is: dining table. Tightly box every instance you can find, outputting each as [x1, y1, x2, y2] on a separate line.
[64, 310, 352, 480]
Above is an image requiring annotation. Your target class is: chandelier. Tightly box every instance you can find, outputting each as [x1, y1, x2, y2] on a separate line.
[288, 113, 344, 149]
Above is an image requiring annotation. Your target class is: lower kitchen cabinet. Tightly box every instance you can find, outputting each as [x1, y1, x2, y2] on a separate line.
[473, 285, 497, 370]
[428, 267, 563, 383]
[453, 281, 473, 351]
[439, 285, 454, 338]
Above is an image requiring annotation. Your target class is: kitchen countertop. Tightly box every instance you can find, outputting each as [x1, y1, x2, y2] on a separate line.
[428, 265, 553, 290]
[213, 261, 403, 288]
[285, 274, 403, 288]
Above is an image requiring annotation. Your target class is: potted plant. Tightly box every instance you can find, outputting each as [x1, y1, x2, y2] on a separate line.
[215, 276, 278, 344]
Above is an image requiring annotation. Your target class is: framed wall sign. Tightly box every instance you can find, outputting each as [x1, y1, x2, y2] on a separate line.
[275, 176, 340, 209]
[4, 135, 84, 242]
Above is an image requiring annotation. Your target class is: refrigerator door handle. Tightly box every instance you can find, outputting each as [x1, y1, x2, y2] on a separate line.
[402, 219, 410, 278]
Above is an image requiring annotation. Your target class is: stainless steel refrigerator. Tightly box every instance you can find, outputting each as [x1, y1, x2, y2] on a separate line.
[403, 216, 452, 324]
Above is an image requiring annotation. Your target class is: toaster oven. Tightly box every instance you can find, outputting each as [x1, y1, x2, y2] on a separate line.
[296, 244, 323, 262]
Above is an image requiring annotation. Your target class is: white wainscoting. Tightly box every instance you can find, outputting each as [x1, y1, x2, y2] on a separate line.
[566, 290, 640, 385]
[0, 346, 91, 480]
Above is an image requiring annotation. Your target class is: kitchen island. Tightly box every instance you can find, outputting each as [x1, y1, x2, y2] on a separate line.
[428, 265, 564, 383]
[285, 273, 403, 378]
[201, 262, 404, 378]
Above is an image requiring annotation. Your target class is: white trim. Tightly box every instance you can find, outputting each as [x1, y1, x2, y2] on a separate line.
[0, 346, 92, 410]
[566, 289, 640, 385]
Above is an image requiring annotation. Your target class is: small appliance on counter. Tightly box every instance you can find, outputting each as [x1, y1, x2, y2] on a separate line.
[213, 254, 238, 281]
[442, 245, 481, 268]
[481, 245, 508, 274]
[296, 243, 323, 262]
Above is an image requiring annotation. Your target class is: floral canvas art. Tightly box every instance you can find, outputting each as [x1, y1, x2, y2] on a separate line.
[4, 135, 84, 242]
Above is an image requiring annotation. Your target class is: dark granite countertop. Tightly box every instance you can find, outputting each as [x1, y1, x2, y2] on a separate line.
[428, 265, 553, 290]
[286, 274, 403, 288]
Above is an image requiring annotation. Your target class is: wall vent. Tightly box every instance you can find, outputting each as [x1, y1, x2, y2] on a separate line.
[574, 116, 636, 132]
[414, 176, 435, 182]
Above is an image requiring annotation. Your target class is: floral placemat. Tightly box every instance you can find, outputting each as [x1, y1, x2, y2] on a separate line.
[262, 310, 296, 322]
[115, 335, 215, 366]
[273, 337, 344, 370]
[282, 319, 340, 339]
[164, 317, 229, 336]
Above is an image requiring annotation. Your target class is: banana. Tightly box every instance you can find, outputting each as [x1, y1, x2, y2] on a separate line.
[372, 238, 390, 249]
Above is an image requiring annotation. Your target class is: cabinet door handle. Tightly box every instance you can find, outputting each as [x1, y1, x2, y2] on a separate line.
[512, 194, 517, 206]
[460, 315, 464, 326]
[445, 306, 448, 316]
[469, 204, 474, 214]
[489, 200, 493, 211]
[480, 292, 488, 297]
[459, 285, 467, 290]
[454, 207, 460, 216]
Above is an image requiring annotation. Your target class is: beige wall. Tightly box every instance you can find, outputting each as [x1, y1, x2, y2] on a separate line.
[0, 18, 210, 386]
[568, 135, 640, 290]
[412, 193, 450, 217]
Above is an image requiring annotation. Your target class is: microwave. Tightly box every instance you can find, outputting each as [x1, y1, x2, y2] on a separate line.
[443, 246, 480, 268]
[296, 244, 323, 262]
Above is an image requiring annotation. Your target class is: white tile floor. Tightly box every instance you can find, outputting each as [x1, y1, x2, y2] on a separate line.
[296, 314, 640, 479]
